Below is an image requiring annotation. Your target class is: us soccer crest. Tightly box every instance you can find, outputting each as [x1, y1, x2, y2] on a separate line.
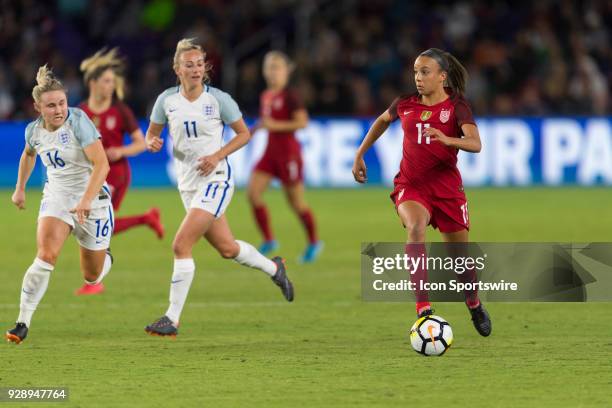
[440, 109, 451, 123]
[106, 116, 116, 130]
[420, 110, 432, 121]
[203, 104, 214, 116]
[58, 131, 70, 146]
[273, 98, 283, 110]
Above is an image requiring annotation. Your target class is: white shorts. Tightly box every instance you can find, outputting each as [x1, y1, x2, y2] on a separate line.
[38, 196, 114, 251]
[180, 181, 234, 218]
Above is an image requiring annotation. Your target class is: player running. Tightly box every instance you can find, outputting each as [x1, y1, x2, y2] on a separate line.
[144, 39, 294, 337]
[76, 48, 164, 295]
[6, 66, 114, 344]
[248, 51, 322, 263]
[352, 48, 492, 337]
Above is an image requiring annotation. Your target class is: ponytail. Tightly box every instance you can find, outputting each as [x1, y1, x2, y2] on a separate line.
[32, 65, 65, 103]
[419, 48, 468, 95]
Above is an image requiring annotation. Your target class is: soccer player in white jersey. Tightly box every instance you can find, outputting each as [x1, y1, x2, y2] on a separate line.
[6, 66, 114, 344]
[144, 39, 294, 337]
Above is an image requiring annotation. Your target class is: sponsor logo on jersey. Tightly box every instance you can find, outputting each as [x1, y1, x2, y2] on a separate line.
[440, 109, 451, 123]
[203, 104, 214, 116]
[420, 110, 432, 121]
[59, 131, 70, 145]
[403, 111, 412, 116]
[106, 116, 116, 130]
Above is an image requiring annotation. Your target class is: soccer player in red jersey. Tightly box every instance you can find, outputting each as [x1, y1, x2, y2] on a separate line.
[353, 48, 492, 337]
[248, 51, 322, 263]
[76, 48, 165, 295]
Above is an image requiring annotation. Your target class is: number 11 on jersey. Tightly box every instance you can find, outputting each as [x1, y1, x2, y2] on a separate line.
[184, 121, 198, 138]
[416, 123, 431, 144]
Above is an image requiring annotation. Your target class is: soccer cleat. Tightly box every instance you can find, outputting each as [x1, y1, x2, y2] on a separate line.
[259, 240, 279, 255]
[6, 322, 28, 344]
[145, 316, 178, 337]
[271, 256, 294, 302]
[75, 282, 105, 295]
[417, 308, 434, 319]
[146, 207, 165, 239]
[469, 303, 492, 337]
[298, 241, 324, 263]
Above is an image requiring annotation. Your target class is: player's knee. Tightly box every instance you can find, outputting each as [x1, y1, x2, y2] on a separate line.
[406, 222, 427, 242]
[247, 189, 263, 207]
[172, 236, 192, 258]
[216, 242, 239, 259]
[36, 249, 59, 265]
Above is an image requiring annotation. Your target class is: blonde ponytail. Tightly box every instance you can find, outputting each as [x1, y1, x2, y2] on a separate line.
[32, 65, 65, 103]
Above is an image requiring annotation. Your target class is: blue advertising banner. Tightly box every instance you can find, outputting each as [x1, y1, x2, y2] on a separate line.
[1, 117, 611, 188]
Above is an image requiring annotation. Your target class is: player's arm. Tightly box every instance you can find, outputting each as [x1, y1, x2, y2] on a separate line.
[197, 118, 250, 176]
[261, 109, 309, 132]
[424, 124, 481, 153]
[107, 129, 147, 162]
[71, 140, 110, 224]
[11, 144, 37, 210]
[352, 110, 393, 183]
[145, 122, 165, 153]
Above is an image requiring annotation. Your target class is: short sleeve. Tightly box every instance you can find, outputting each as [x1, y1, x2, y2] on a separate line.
[387, 97, 400, 122]
[455, 99, 475, 127]
[118, 102, 140, 133]
[209, 87, 242, 124]
[287, 89, 305, 113]
[24, 121, 36, 149]
[150, 92, 169, 124]
[72, 108, 101, 148]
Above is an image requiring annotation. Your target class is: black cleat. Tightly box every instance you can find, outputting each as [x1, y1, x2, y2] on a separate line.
[6, 322, 28, 344]
[417, 308, 434, 319]
[469, 303, 492, 337]
[145, 316, 178, 337]
[271, 257, 294, 302]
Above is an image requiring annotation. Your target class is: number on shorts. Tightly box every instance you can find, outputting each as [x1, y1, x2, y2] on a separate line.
[461, 203, 469, 225]
[287, 160, 298, 181]
[95, 219, 110, 238]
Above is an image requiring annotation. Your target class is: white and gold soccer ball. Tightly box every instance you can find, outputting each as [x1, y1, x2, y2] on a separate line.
[410, 315, 453, 356]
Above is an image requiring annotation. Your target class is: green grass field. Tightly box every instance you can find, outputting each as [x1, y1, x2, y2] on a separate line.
[1, 187, 611, 407]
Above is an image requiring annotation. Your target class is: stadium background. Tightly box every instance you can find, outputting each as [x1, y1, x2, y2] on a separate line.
[1, 1, 611, 407]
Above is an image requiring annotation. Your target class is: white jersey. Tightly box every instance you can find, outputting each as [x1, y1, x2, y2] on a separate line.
[150, 85, 242, 192]
[25, 107, 110, 209]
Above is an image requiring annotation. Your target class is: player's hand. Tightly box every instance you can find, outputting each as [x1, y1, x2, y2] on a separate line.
[352, 156, 368, 183]
[70, 199, 92, 225]
[424, 127, 453, 146]
[146, 136, 164, 153]
[105, 147, 123, 162]
[197, 152, 221, 177]
[11, 189, 26, 210]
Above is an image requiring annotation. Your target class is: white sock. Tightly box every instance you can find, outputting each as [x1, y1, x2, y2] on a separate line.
[165, 258, 195, 325]
[234, 240, 277, 277]
[87, 253, 112, 285]
[17, 258, 54, 327]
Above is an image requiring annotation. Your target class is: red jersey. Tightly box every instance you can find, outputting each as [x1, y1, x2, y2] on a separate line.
[79, 100, 140, 166]
[260, 88, 304, 156]
[388, 88, 475, 198]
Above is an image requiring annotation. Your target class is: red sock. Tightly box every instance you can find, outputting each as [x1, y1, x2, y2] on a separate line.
[447, 243, 481, 309]
[406, 243, 431, 314]
[253, 205, 273, 241]
[299, 209, 318, 244]
[114, 214, 147, 234]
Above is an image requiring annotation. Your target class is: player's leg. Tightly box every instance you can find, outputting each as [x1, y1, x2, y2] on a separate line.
[77, 246, 113, 293]
[397, 199, 432, 317]
[204, 215, 293, 301]
[438, 202, 491, 337]
[247, 168, 276, 254]
[282, 181, 323, 263]
[146, 208, 215, 337]
[6, 217, 71, 343]
[109, 167, 164, 239]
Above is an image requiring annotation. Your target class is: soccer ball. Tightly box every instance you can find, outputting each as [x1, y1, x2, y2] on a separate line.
[409, 315, 453, 356]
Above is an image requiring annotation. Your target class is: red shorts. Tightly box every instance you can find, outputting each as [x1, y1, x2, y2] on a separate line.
[390, 184, 469, 233]
[107, 162, 131, 211]
[253, 151, 303, 186]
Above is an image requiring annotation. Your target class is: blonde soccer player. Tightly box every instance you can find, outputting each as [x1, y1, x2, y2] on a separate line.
[6, 66, 114, 344]
[144, 39, 294, 337]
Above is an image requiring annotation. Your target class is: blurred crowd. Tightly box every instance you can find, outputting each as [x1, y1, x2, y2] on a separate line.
[0, 0, 610, 120]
